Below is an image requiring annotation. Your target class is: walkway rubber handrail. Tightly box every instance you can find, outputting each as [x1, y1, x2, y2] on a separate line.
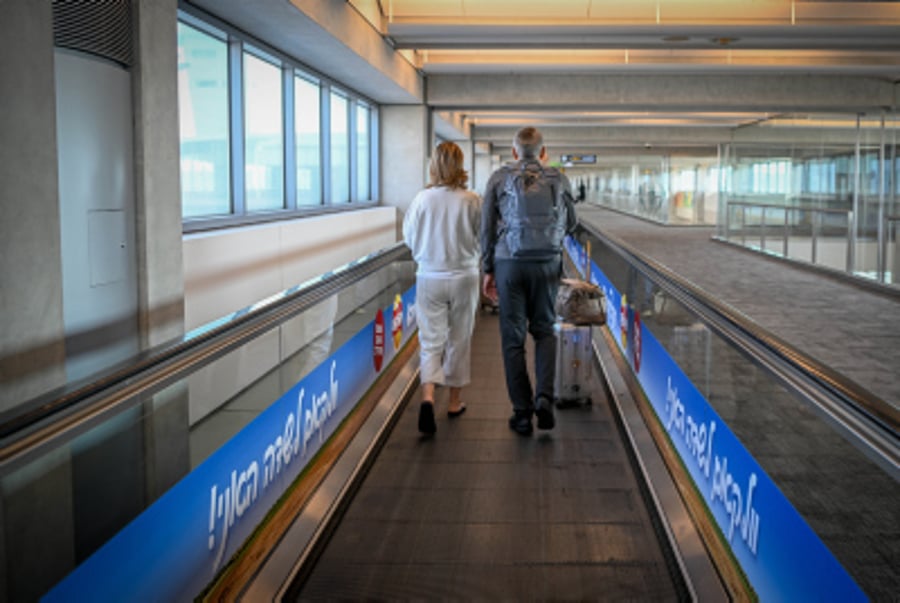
[0, 243, 412, 466]
[576, 222, 900, 480]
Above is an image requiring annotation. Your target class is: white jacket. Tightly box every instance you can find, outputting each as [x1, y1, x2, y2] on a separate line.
[403, 186, 482, 276]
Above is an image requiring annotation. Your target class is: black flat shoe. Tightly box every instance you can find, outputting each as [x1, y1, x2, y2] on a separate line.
[535, 396, 555, 430]
[508, 412, 533, 436]
[418, 402, 436, 435]
[447, 404, 467, 418]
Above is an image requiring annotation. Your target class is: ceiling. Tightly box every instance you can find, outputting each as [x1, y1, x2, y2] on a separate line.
[347, 0, 900, 156]
[192, 0, 900, 159]
[355, 1, 900, 57]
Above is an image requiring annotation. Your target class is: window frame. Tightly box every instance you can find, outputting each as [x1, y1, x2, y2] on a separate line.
[176, 17, 232, 219]
[241, 44, 286, 213]
[329, 87, 351, 204]
[178, 3, 379, 234]
[293, 71, 323, 208]
[355, 101, 373, 203]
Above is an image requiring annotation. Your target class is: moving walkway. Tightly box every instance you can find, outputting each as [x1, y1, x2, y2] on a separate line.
[1, 220, 896, 601]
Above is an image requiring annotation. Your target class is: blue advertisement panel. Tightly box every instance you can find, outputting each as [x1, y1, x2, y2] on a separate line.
[45, 286, 418, 602]
[564, 236, 864, 601]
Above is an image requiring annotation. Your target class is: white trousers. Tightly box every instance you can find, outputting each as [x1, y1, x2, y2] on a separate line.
[415, 271, 480, 387]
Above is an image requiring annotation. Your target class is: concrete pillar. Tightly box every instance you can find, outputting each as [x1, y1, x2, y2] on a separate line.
[380, 104, 429, 238]
[133, 0, 185, 349]
[893, 233, 900, 285]
[0, 0, 67, 410]
[463, 138, 474, 190]
[0, 6, 73, 601]
[473, 142, 494, 196]
[891, 101, 899, 284]
[133, 0, 190, 499]
[491, 153, 503, 176]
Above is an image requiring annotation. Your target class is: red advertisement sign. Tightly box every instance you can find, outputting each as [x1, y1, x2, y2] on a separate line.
[373, 309, 384, 372]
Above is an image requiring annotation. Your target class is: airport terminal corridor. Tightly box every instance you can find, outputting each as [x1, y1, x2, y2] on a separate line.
[294, 309, 686, 600]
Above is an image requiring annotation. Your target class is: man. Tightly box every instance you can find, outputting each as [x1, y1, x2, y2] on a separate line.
[481, 127, 577, 436]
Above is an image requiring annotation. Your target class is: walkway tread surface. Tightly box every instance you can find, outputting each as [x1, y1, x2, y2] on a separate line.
[296, 311, 681, 600]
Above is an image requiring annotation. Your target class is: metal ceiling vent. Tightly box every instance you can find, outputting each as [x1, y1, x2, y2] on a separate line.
[52, 0, 133, 68]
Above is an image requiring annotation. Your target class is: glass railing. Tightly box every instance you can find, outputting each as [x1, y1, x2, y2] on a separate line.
[572, 222, 899, 601]
[884, 215, 900, 284]
[0, 244, 416, 602]
[722, 200, 898, 287]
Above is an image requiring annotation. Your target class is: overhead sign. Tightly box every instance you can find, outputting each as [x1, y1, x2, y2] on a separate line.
[560, 154, 597, 164]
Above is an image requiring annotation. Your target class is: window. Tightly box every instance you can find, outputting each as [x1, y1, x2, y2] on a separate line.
[330, 91, 349, 203]
[792, 160, 803, 194]
[895, 156, 900, 195]
[356, 103, 370, 202]
[810, 161, 822, 194]
[864, 153, 879, 195]
[295, 76, 321, 206]
[177, 22, 230, 218]
[243, 51, 284, 211]
[177, 7, 378, 227]
[776, 161, 788, 194]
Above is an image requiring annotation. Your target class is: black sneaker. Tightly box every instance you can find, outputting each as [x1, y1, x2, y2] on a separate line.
[535, 396, 555, 430]
[508, 412, 533, 436]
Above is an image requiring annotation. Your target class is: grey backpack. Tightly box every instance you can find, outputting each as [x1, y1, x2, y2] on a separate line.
[500, 160, 570, 258]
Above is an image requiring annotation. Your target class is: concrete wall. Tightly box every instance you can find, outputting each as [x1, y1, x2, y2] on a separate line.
[0, 0, 67, 411]
[380, 105, 429, 236]
[55, 50, 140, 382]
[428, 73, 897, 113]
[0, 1, 399, 598]
[1, 4, 193, 601]
[473, 142, 494, 197]
[134, 0, 185, 350]
[1, 0, 404, 409]
[132, 0, 192, 507]
[0, 0, 186, 411]
[894, 238, 900, 285]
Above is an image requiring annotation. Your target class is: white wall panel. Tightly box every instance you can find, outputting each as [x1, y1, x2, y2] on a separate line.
[183, 207, 397, 331]
[183, 206, 398, 425]
[55, 50, 139, 382]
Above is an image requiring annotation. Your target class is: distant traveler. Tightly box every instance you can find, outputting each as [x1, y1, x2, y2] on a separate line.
[481, 127, 577, 436]
[403, 141, 482, 435]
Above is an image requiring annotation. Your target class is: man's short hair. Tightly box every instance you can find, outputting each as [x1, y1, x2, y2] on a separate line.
[514, 127, 543, 159]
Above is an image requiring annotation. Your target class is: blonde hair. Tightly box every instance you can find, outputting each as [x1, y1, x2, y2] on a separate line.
[428, 141, 468, 190]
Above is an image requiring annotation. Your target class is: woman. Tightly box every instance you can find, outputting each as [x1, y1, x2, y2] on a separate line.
[403, 141, 482, 435]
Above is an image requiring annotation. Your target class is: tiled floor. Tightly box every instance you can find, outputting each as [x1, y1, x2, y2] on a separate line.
[297, 310, 683, 600]
[578, 205, 900, 411]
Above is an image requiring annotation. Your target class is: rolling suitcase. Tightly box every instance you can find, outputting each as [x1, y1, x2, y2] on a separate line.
[554, 321, 594, 408]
